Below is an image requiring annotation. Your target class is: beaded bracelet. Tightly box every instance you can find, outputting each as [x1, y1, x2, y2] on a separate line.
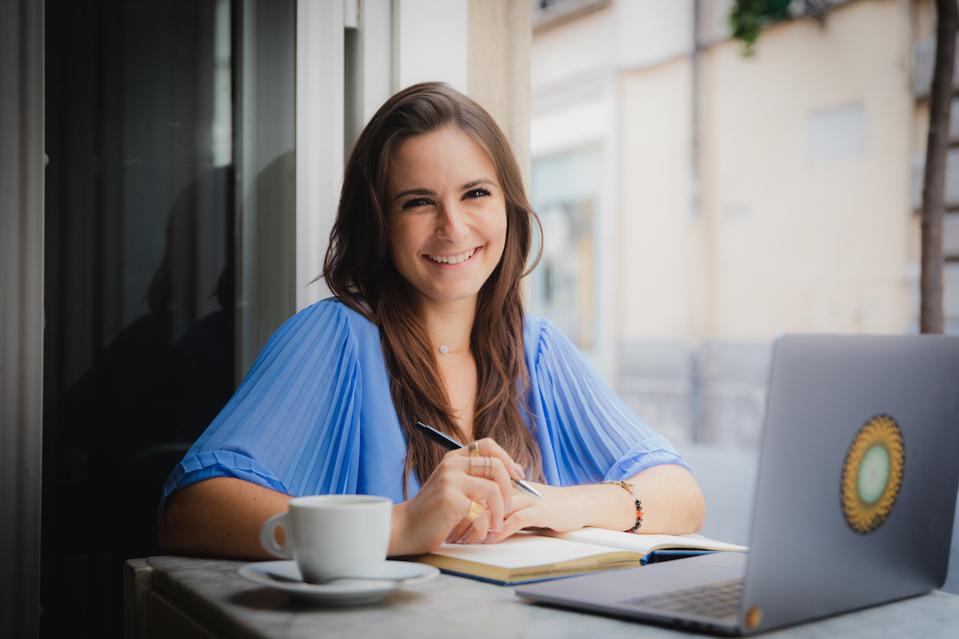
[603, 480, 644, 533]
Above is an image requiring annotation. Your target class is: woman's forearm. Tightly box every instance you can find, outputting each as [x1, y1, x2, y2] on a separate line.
[388, 501, 416, 556]
[159, 477, 415, 560]
[566, 464, 706, 535]
[158, 477, 293, 559]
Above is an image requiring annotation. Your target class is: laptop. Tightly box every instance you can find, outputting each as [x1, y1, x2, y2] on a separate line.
[517, 334, 959, 635]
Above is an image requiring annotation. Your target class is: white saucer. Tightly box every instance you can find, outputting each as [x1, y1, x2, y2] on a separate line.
[238, 560, 439, 605]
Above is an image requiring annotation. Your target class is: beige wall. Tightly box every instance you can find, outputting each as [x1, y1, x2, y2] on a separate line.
[534, 0, 923, 346]
[612, 0, 693, 67]
[532, 5, 613, 92]
[617, 60, 696, 340]
[612, 0, 918, 341]
[699, 0, 915, 338]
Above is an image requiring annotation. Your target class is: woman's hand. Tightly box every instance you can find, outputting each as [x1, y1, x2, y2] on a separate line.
[481, 483, 586, 545]
[395, 437, 525, 555]
[479, 465, 707, 544]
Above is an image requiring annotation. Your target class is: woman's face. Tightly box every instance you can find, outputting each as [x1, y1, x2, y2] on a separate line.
[387, 126, 508, 308]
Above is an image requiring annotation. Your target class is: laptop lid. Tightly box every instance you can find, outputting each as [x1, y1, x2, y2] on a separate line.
[738, 334, 959, 634]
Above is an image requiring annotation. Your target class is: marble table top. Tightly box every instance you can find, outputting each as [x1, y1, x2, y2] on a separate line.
[146, 556, 959, 639]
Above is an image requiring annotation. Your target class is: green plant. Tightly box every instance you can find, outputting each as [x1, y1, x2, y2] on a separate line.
[729, 0, 793, 55]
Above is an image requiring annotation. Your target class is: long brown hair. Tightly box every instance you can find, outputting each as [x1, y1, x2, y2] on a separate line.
[323, 82, 544, 496]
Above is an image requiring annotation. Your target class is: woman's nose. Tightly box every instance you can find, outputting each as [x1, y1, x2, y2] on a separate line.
[436, 202, 469, 242]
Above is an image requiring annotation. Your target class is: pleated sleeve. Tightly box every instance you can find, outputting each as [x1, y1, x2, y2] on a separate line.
[531, 318, 689, 486]
[159, 299, 362, 515]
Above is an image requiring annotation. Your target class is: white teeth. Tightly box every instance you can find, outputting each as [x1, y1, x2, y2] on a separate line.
[427, 247, 477, 265]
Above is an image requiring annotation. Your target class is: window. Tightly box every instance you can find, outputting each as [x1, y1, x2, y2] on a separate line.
[530, 146, 602, 350]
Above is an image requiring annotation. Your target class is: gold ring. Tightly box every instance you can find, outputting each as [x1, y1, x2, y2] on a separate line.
[468, 441, 480, 457]
[466, 500, 483, 521]
[468, 455, 477, 476]
[485, 457, 492, 479]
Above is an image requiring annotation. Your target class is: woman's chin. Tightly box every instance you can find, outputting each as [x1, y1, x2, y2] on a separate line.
[420, 286, 483, 306]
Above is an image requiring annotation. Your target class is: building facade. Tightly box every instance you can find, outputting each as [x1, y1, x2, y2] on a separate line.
[530, 0, 959, 446]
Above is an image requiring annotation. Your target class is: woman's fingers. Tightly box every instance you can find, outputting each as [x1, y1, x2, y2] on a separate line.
[418, 447, 519, 547]
[437, 452, 509, 530]
[459, 474, 505, 531]
[487, 457, 515, 509]
[446, 517, 472, 543]
[459, 437, 525, 480]
[463, 510, 491, 544]
[464, 454, 514, 514]
[449, 506, 496, 544]
[483, 508, 530, 545]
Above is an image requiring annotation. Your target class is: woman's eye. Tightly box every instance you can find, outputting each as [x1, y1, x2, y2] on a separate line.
[401, 198, 432, 210]
[464, 188, 491, 200]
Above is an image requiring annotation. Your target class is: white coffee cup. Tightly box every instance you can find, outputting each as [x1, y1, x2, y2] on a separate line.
[259, 495, 392, 583]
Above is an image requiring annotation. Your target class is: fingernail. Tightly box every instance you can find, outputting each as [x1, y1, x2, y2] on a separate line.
[506, 497, 512, 512]
[513, 462, 524, 476]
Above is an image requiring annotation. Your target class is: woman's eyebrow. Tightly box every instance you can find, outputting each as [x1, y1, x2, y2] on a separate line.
[460, 178, 495, 190]
[392, 178, 496, 202]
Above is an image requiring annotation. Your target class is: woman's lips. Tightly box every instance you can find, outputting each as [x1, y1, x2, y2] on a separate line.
[423, 245, 483, 268]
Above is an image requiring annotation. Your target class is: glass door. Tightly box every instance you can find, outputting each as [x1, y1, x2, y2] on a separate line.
[41, 1, 295, 635]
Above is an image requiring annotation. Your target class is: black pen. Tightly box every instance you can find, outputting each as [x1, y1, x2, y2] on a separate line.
[415, 421, 544, 499]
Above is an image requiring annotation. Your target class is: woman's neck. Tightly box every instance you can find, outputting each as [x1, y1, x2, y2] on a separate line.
[421, 297, 476, 354]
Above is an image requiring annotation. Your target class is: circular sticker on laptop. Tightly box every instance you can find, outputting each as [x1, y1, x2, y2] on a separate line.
[841, 414, 905, 534]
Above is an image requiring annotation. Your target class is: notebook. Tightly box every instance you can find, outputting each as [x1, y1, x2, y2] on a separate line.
[413, 527, 746, 585]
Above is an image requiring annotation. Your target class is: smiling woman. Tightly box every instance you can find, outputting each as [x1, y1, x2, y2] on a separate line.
[158, 82, 705, 560]
[387, 126, 508, 307]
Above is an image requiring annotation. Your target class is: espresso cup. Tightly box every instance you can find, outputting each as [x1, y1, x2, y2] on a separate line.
[259, 495, 392, 583]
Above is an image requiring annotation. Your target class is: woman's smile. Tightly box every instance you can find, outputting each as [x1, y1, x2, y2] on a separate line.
[424, 245, 483, 267]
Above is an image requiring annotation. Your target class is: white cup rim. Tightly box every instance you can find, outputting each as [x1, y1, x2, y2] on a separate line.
[288, 494, 391, 510]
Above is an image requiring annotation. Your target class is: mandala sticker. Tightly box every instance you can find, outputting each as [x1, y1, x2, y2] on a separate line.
[840, 414, 905, 534]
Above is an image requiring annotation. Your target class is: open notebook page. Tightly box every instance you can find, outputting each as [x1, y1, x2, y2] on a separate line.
[550, 527, 748, 553]
[431, 533, 627, 569]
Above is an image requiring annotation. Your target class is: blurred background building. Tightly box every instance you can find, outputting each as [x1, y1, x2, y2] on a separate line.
[528, 0, 959, 449]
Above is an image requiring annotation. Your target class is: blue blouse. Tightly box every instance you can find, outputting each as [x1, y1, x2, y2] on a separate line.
[159, 298, 687, 514]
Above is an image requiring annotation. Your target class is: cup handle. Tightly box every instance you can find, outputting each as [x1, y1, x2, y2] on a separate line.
[260, 512, 292, 559]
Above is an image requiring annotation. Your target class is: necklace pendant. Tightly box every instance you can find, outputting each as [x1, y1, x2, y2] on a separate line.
[438, 345, 449, 354]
